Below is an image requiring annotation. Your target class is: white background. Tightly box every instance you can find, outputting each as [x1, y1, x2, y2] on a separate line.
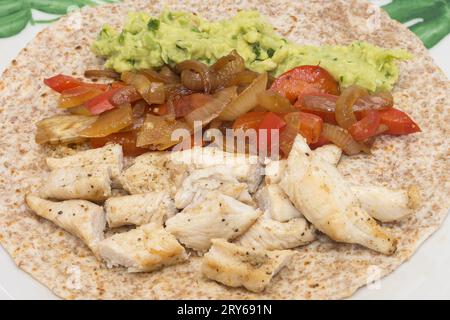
[0, 5, 449, 300]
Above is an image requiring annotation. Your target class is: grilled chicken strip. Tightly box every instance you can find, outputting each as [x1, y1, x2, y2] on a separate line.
[165, 191, 261, 252]
[264, 159, 287, 185]
[265, 144, 342, 185]
[266, 145, 416, 223]
[46, 144, 123, 186]
[174, 166, 252, 209]
[280, 136, 396, 255]
[119, 152, 187, 196]
[314, 144, 342, 165]
[202, 239, 294, 292]
[172, 146, 263, 193]
[265, 145, 341, 185]
[97, 223, 187, 272]
[255, 184, 302, 222]
[236, 214, 315, 250]
[40, 166, 111, 202]
[25, 195, 105, 252]
[352, 185, 420, 222]
[105, 192, 176, 228]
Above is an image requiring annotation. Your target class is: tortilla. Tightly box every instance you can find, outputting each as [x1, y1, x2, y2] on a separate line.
[0, 0, 448, 299]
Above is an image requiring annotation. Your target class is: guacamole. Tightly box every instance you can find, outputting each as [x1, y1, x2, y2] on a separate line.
[92, 11, 411, 92]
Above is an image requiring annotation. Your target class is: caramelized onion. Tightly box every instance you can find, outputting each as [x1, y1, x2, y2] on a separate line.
[208, 119, 223, 130]
[179, 51, 246, 93]
[211, 52, 237, 71]
[140, 68, 180, 84]
[176, 60, 212, 93]
[362, 124, 389, 147]
[219, 72, 268, 121]
[110, 85, 141, 106]
[301, 91, 393, 113]
[128, 101, 150, 130]
[258, 91, 296, 113]
[68, 105, 92, 116]
[136, 114, 192, 150]
[267, 74, 276, 88]
[84, 69, 120, 79]
[159, 66, 180, 83]
[301, 95, 337, 113]
[279, 122, 298, 156]
[121, 72, 165, 104]
[164, 84, 194, 120]
[225, 70, 259, 87]
[180, 70, 204, 91]
[211, 50, 246, 90]
[321, 123, 369, 155]
[185, 86, 237, 127]
[356, 91, 393, 109]
[164, 83, 193, 97]
[335, 85, 368, 129]
[80, 104, 133, 138]
[35, 114, 98, 145]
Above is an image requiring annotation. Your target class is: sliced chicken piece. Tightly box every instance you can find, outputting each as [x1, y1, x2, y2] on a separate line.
[264, 159, 287, 185]
[105, 192, 176, 228]
[265, 160, 416, 223]
[174, 166, 252, 209]
[314, 144, 342, 165]
[119, 152, 187, 196]
[165, 191, 261, 252]
[25, 195, 105, 252]
[255, 184, 302, 222]
[280, 136, 396, 255]
[46, 144, 123, 186]
[97, 223, 187, 272]
[40, 166, 111, 202]
[265, 142, 413, 224]
[171, 147, 263, 193]
[202, 239, 294, 292]
[265, 145, 341, 185]
[352, 185, 420, 222]
[236, 214, 315, 250]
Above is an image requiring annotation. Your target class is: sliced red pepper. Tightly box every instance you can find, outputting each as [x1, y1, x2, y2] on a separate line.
[232, 111, 267, 131]
[85, 88, 122, 115]
[378, 108, 421, 135]
[348, 110, 381, 141]
[279, 112, 323, 156]
[295, 93, 337, 124]
[257, 112, 286, 153]
[282, 112, 323, 144]
[271, 66, 339, 103]
[44, 74, 108, 93]
[309, 133, 331, 149]
[44, 75, 83, 93]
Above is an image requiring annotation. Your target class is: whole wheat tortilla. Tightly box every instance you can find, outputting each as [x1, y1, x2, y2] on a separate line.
[0, 0, 448, 299]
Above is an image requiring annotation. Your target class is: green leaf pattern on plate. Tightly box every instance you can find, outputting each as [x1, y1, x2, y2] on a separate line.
[383, 0, 450, 48]
[0, 0, 121, 38]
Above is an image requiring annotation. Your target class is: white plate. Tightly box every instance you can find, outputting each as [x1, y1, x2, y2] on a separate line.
[0, 5, 449, 300]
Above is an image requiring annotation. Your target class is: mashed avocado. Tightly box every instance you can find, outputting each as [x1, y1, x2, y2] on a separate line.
[92, 11, 411, 92]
